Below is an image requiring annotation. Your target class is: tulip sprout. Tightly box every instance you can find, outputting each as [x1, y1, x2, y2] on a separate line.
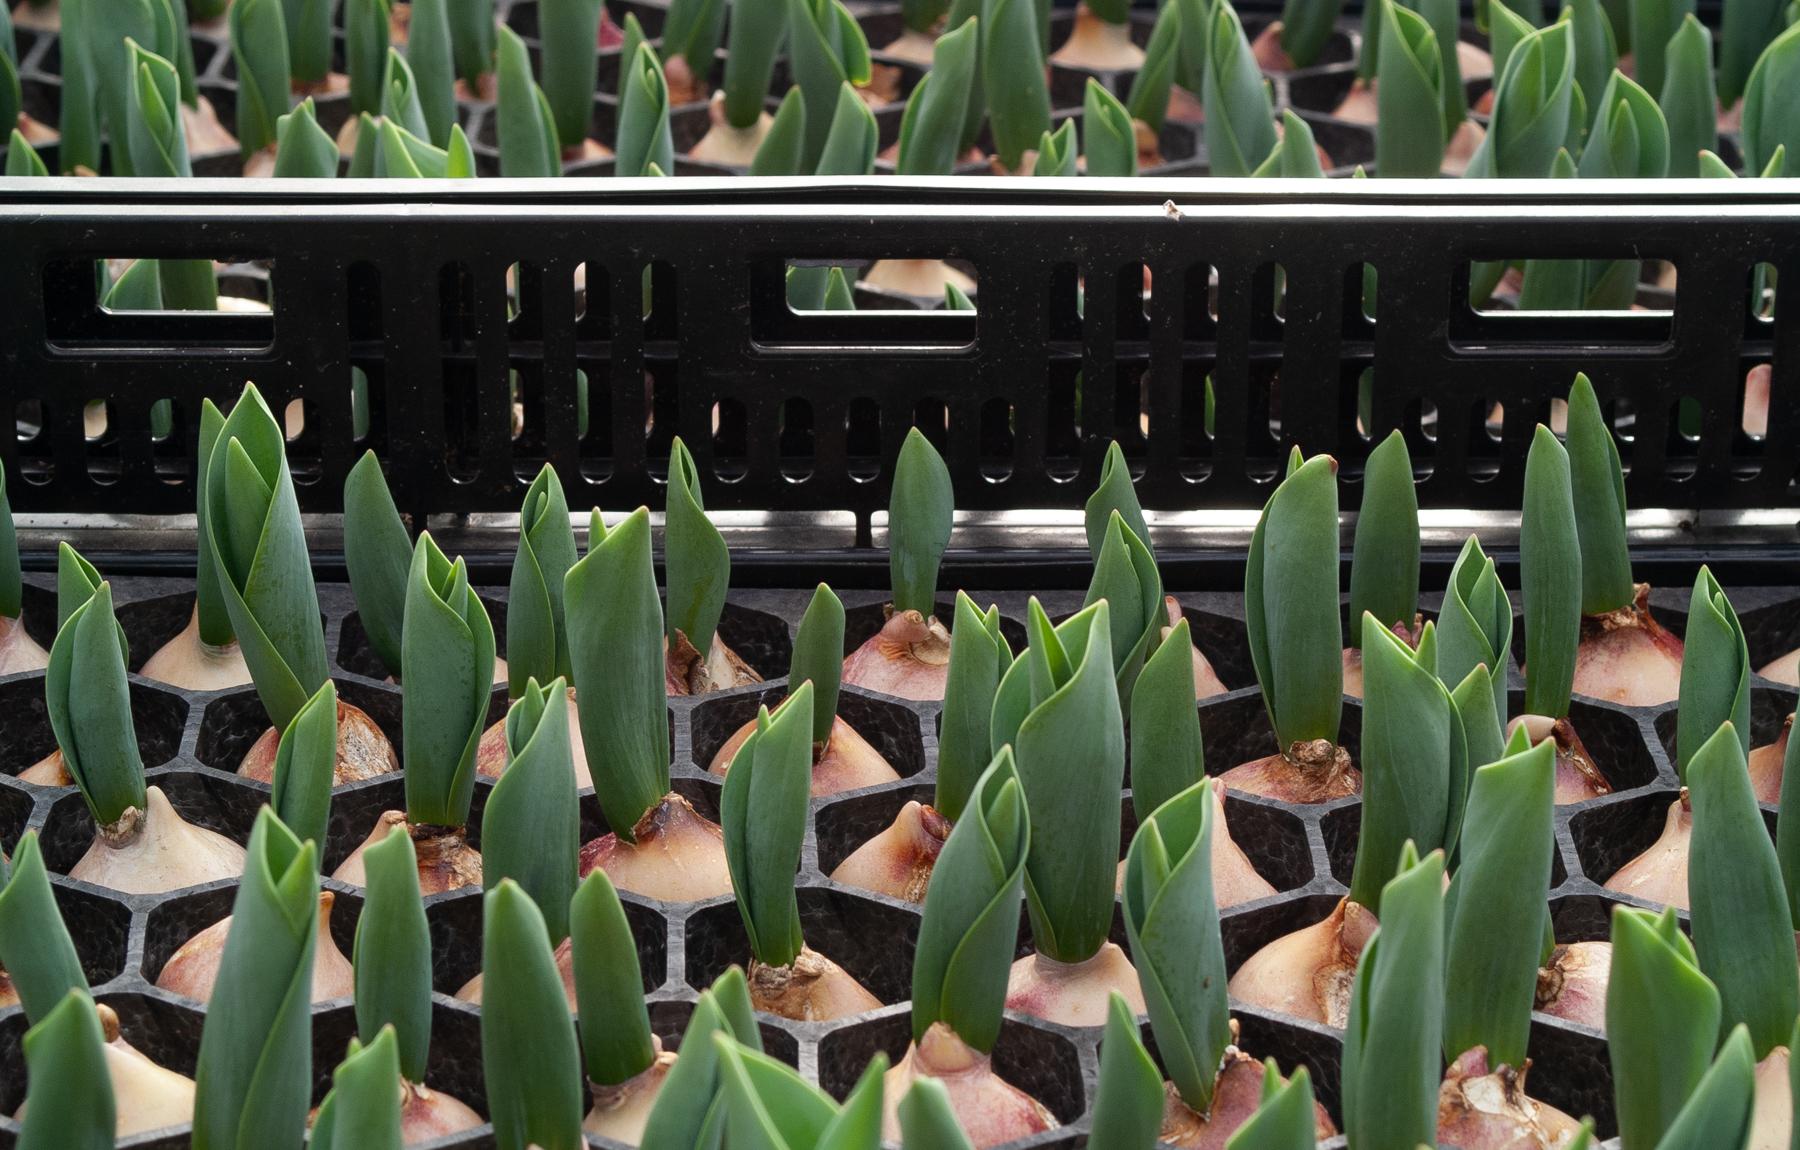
[1720, 0, 1790, 105]
[714, 1035, 887, 1147]
[1376, 0, 1447, 176]
[640, 967, 763, 1147]
[1223, 1063, 1321, 1150]
[896, 18, 978, 175]
[450, 0, 496, 90]
[88, 0, 182, 179]
[898, 1079, 975, 1148]
[1204, 0, 1277, 176]
[1347, 431, 1420, 657]
[983, 0, 1051, 170]
[789, 0, 871, 170]
[344, 450, 415, 682]
[1034, 119, 1077, 174]
[1653, 1026, 1758, 1149]
[1660, 16, 1719, 177]
[618, 40, 675, 176]
[1083, 79, 1137, 176]
[272, 98, 339, 176]
[6, 129, 48, 175]
[1521, 424, 1580, 720]
[752, 88, 808, 173]
[1677, 568, 1749, 783]
[691, 0, 785, 163]
[353, 826, 434, 1083]
[1438, 536, 1512, 729]
[229, 0, 291, 160]
[572, 870, 668, 1138]
[497, 25, 561, 177]
[1087, 992, 1164, 1149]
[16, 990, 115, 1150]
[400, 532, 495, 838]
[1124, 1, 1180, 134]
[938, 591, 1013, 821]
[484, 677, 579, 942]
[481, 881, 586, 1150]
[660, 0, 725, 98]
[1742, 22, 1800, 177]
[508, 464, 578, 694]
[540, 0, 602, 152]
[269, 681, 338, 856]
[0, 832, 89, 1022]
[346, 0, 389, 117]
[311, 1029, 404, 1150]
[408, 0, 457, 145]
[665, 436, 748, 690]
[1607, 905, 1724, 1149]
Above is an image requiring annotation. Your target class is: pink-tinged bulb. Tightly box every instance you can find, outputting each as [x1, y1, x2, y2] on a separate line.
[1759, 648, 1800, 687]
[458, 936, 579, 1008]
[748, 946, 883, 1021]
[1049, 3, 1149, 70]
[1162, 597, 1231, 700]
[158, 891, 355, 1004]
[476, 685, 592, 790]
[1227, 898, 1378, 1028]
[1569, 585, 1684, 707]
[586, 1041, 677, 1145]
[12, 1004, 198, 1138]
[1751, 1046, 1793, 1150]
[397, 1079, 484, 1143]
[879, 1023, 1058, 1147]
[578, 792, 734, 903]
[1117, 782, 1277, 908]
[828, 801, 951, 903]
[1436, 1048, 1585, 1150]
[17, 748, 71, 787]
[0, 613, 49, 675]
[1748, 715, 1792, 805]
[1341, 617, 1426, 701]
[237, 699, 399, 785]
[1159, 1050, 1339, 1148]
[140, 606, 253, 691]
[1603, 792, 1691, 910]
[841, 610, 953, 701]
[711, 715, 900, 797]
[1506, 715, 1612, 805]
[69, 786, 247, 894]
[332, 811, 484, 896]
[0, 969, 16, 1011]
[666, 630, 764, 697]
[1005, 942, 1147, 1028]
[1535, 941, 1611, 1032]
[1216, 740, 1361, 805]
[1248, 20, 1299, 71]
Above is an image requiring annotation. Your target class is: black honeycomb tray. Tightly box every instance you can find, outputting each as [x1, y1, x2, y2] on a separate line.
[6, 570, 1796, 1146]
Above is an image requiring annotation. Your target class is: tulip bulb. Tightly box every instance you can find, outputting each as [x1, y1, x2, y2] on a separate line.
[688, 94, 776, 167]
[1505, 715, 1613, 804]
[1227, 898, 1378, 1028]
[1049, 3, 1147, 69]
[1436, 1048, 1584, 1150]
[237, 699, 398, 785]
[1342, 617, 1425, 700]
[477, 685, 592, 789]
[11, 1003, 199, 1138]
[862, 260, 978, 301]
[157, 891, 355, 1003]
[666, 629, 764, 696]
[828, 800, 951, 902]
[1751, 1046, 1793, 1150]
[456, 936, 579, 1008]
[1163, 597, 1231, 699]
[748, 946, 883, 1021]
[397, 1077, 484, 1142]
[332, 810, 484, 896]
[586, 1038, 677, 1145]
[1535, 941, 1611, 1031]
[69, 785, 247, 894]
[0, 613, 49, 675]
[1748, 714, 1792, 804]
[841, 610, 953, 701]
[1217, 739, 1360, 805]
[1570, 584, 1684, 707]
[1005, 942, 1147, 1027]
[1116, 782, 1277, 908]
[1603, 791, 1690, 909]
[1158, 1046, 1338, 1147]
[578, 791, 733, 902]
[17, 748, 71, 787]
[139, 606, 253, 691]
[711, 714, 900, 796]
[880, 1023, 1058, 1147]
[880, 27, 939, 63]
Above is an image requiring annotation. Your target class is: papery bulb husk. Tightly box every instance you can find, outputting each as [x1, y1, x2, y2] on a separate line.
[711, 714, 900, 796]
[1535, 941, 1611, 1032]
[841, 609, 953, 701]
[827, 800, 950, 902]
[1004, 941, 1147, 1027]
[17, 747, 71, 786]
[1248, 20, 1298, 71]
[862, 260, 978, 300]
[578, 791, 733, 902]
[457, 935, 579, 1008]
[158, 890, 355, 1004]
[748, 945, 883, 1021]
[1163, 597, 1230, 699]
[477, 684, 592, 789]
[1342, 617, 1425, 700]
[663, 55, 703, 106]
[140, 606, 253, 691]
[0, 613, 49, 675]
[1506, 714, 1613, 804]
[1117, 781, 1276, 908]
[0, 968, 17, 1010]
[1227, 897, 1377, 1028]
[332, 811, 484, 895]
[1603, 791, 1690, 909]
[879, 1023, 1058, 1147]
[1217, 739, 1360, 804]
[1748, 714, 1792, 804]
[881, 26, 940, 64]
[399, 1076, 485, 1143]
[1159, 1049, 1339, 1148]
[1049, 2, 1147, 69]
[1436, 1048, 1585, 1150]
[70, 786, 247, 894]
[1569, 585, 1685, 707]
[237, 699, 399, 785]
[1750, 1046, 1794, 1150]
[666, 629, 765, 697]
[688, 93, 774, 167]
[585, 1039, 676, 1144]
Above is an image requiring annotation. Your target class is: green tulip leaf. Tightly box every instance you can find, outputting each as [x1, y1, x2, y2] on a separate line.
[353, 823, 433, 1083]
[1741, 22, 1800, 177]
[1245, 453, 1342, 749]
[0, 832, 90, 1024]
[1521, 425, 1580, 719]
[1376, 0, 1447, 176]
[723, 684, 815, 968]
[896, 19, 978, 175]
[791, 584, 846, 745]
[497, 24, 562, 176]
[1348, 431, 1419, 640]
[889, 428, 954, 617]
[540, 0, 601, 148]
[312, 1029, 404, 1150]
[485, 677, 579, 942]
[269, 680, 337, 859]
[722, 0, 787, 129]
[508, 464, 578, 693]
[1608, 904, 1722, 1150]
[572, 869, 658, 1085]
[1089, 991, 1164, 1150]
[1223, 1061, 1320, 1150]
[1130, 620, 1205, 823]
[753, 89, 810, 175]
[665, 436, 730, 653]
[273, 97, 340, 176]
[789, 0, 872, 169]
[16, 990, 114, 1150]
[408, 0, 457, 145]
[1203, 0, 1277, 176]
[1676, 567, 1750, 781]
[618, 40, 675, 177]
[1653, 1025, 1758, 1150]
[1083, 78, 1137, 177]
[481, 880, 586, 1150]
[898, 1078, 975, 1149]
[1436, 536, 1512, 728]
[401, 533, 495, 828]
[982, 0, 1052, 170]
[46, 581, 145, 827]
[228, 0, 290, 157]
[816, 81, 879, 174]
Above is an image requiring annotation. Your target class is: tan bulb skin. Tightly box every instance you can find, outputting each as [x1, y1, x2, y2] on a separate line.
[749, 946, 883, 1022]
[1505, 715, 1612, 804]
[880, 1023, 1058, 1147]
[579, 792, 734, 903]
[140, 606, 253, 691]
[1535, 941, 1611, 1032]
[333, 810, 484, 896]
[829, 801, 951, 902]
[1751, 1046, 1794, 1150]
[1568, 585, 1684, 707]
[157, 890, 354, 1003]
[0, 613, 49, 675]
[1004, 942, 1146, 1028]
[1157, 1046, 1338, 1147]
[1048, 2, 1146, 70]
[841, 610, 953, 701]
[585, 1038, 677, 1145]
[69, 786, 246, 894]
[687, 94, 775, 168]
[1435, 1048, 1584, 1150]
[237, 698, 399, 785]
[1227, 898, 1378, 1028]
[710, 714, 900, 797]
[667, 630, 764, 696]
[1217, 739, 1360, 805]
[1603, 791, 1691, 910]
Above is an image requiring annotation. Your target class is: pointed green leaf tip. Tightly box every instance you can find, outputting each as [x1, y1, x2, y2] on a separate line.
[1608, 904, 1722, 1150]
[207, 383, 330, 731]
[344, 450, 412, 680]
[1677, 567, 1749, 781]
[508, 464, 577, 695]
[1659, 15, 1718, 178]
[46, 580, 145, 826]
[311, 1028, 404, 1150]
[665, 436, 730, 654]
[790, 584, 846, 746]
[1341, 843, 1444, 1150]
[1437, 535, 1512, 728]
[125, 40, 189, 178]
[816, 81, 878, 176]
[895, 16, 977, 176]
[270, 680, 337, 858]
[1085, 511, 1163, 704]
[1564, 374, 1633, 614]
[1348, 431, 1419, 643]
[1203, 0, 1277, 176]
[1087, 992, 1163, 1150]
[55, 540, 103, 631]
[890, 428, 954, 617]
[273, 97, 340, 177]
[192, 808, 318, 1150]
[1654, 1025, 1758, 1150]
[1123, 779, 1231, 1113]
[1223, 1061, 1319, 1150]
[0, 832, 90, 1023]
[981, 0, 1050, 170]
[1085, 440, 1151, 563]
[1348, 613, 1466, 912]
[899, 1077, 975, 1149]
[1033, 120, 1078, 175]
[1126, 0, 1182, 132]
[640, 968, 762, 1149]
[485, 677, 579, 943]
[496, 24, 561, 177]
[617, 40, 674, 177]
[1376, 0, 1446, 177]
[936, 591, 1010, 822]
[567, 507, 671, 840]
[1521, 424, 1580, 719]
[6, 130, 49, 177]
[401, 532, 495, 828]
[1688, 721, 1800, 1058]
[1083, 79, 1137, 178]
[724, 682, 815, 969]
[1245, 452, 1342, 750]
[353, 824, 433, 1083]
[572, 869, 657, 1085]
[481, 880, 585, 1150]
[1462, 21, 1575, 185]
[16, 990, 114, 1150]
[751, 88, 808, 175]
[714, 1032, 886, 1149]
[1252, 109, 1326, 178]
[912, 748, 1030, 1052]
[1443, 735, 1554, 1068]
[1131, 620, 1205, 823]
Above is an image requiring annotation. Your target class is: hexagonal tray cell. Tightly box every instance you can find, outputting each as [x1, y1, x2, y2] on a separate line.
[140, 880, 364, 1002]
[49, 878, 135, 991]
[1525, 1013, 1614, 1138]
[37, 768, 265, 881]
[1653, 683, 1797, 771]
[647, 997, 802, 1068]
[684, 886, 922, 1009]
[309, 999, 489, 1116]
[336, 593, 510, 683]
[1567, 788, 1696, 894]
[815, 1006, 1088, 1128]
[0, 785, 32, 858]
[0, 676, 189, 781]
[1321, 802, 1570, 891]
[813, 780, 935, 881]
[113, 590, 205, 675]
[1208, 1004, 1346, 1126]
[425, 883, 669, 999]
[1198, 691, 1364, 781]
[7, 581, 57, 654]
[844, 599, 1029, 663]
[712, 601, 796, 684]
[689, 684, 927, 782]
[1222, 892, 1345, 978]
